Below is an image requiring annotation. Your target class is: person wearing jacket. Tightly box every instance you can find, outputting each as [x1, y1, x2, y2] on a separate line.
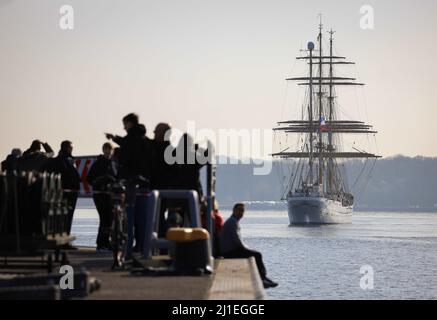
[105, 113, 154, 257]
[1, 148, 22, 173]
[151, 123, 178, 240]
[174, 133, 206, 197]
[18, 140, 54, 172]
[151, 123, 177, 190]
[87, 143, 117, 251]
[105, 113, 154, 182]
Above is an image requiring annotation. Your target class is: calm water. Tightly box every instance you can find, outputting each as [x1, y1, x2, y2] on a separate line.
[72, 208, 437, 300]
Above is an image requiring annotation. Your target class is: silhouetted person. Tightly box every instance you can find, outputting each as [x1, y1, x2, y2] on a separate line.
[106, 113, 154, 256]
[44, 140, 81, 238]
[22, 140, 50, 156]
[174, 133, 206, 197]
[1, 148, 22, 173]
[18, 140, 54, 172]
[106, 113, 153, 182]
[87, 143, 117, 251]
[166, 133, 207, 227]
[221, 203, 278, 289]
[151, 123, 178, 239]
[151, 123, 177, 190]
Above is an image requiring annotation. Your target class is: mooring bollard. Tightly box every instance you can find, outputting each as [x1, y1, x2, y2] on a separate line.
[142, 190, 203, 259]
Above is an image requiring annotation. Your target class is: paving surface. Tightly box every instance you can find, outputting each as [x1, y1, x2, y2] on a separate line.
[0, 248, 266, 300]
[208, 258, 266, 300]
[69, 248, 212, 300]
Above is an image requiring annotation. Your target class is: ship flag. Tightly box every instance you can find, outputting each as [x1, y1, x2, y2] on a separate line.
[320, 116, 328, 132]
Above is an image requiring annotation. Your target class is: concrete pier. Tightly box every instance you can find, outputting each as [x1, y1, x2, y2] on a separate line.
[1, 247, 266, 300]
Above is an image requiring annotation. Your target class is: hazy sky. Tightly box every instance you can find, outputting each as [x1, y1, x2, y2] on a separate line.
[0, 0, 436, 158]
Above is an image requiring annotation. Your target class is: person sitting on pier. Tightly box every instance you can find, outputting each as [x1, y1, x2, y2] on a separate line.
[220, 203, 278, 289]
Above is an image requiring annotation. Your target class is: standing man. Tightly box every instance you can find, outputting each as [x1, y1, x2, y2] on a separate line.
[45, 141, 81, 238]
[106, 113, 154, 257]
[220, 203, 278, 289]
[105, 113, 153, 183]
[87, 142, 117, 251]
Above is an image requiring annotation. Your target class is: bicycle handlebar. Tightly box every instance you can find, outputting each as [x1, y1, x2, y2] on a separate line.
[93, 174, 149, 193]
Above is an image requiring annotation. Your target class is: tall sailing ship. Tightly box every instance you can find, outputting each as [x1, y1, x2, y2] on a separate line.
[272, 22, 380, 224]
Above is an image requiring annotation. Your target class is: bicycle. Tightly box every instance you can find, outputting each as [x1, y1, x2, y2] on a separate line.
[95, 175, 150, 270]
[93, 175, 128, 270]
[108, 180, 128, 270]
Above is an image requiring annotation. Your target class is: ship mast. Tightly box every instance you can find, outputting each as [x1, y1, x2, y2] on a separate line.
[308, 41, 315, 184]
[273, 21, 381, 195]
[327, 29, 335, 194]
[317, 15, 323, 187]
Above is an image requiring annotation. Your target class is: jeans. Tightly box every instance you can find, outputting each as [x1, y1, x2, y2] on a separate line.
[125, 187, 148, 259]
[93, 194, 113, 248]
[64, 192, 78, 235]
[222, 247, 267, 279]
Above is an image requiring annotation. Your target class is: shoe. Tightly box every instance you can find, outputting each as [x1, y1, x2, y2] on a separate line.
[262, 278, 278, 289]
[96, 247, 112, 253]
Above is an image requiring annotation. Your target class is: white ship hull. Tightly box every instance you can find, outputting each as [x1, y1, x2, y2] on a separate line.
[287, 196, 353, 225]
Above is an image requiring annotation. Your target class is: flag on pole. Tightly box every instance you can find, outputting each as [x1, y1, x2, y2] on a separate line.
[320, 116, 328, 132]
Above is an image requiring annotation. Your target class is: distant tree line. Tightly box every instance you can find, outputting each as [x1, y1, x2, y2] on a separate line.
[211, 156, 437, 211]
